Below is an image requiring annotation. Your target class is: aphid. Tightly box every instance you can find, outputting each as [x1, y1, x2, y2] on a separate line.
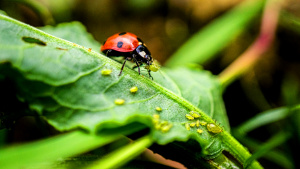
[200, 121, 207, 126]
[185, 123, 191, 131]
[190, 122, 196, 127]
[153, 114, 160, 119]
[101, 32, 154, 79]
[160, 120, 168, 126]
[101, 69, 112, 76]
[207, 123, 223, 134]
[196, 120, 200, 127]
[114, 99, 125, 105]
[130, 86, 138, 93]
[88, 48, 92, 52]
[155, 107, 162, 112]
[154, 122, 161, 130]
[189, 111, 201, 118]
[185, 114, 194, 120]
[161, 124, 172, 133]
[197, 129, 203, 134]
[145, 60, 160, 72]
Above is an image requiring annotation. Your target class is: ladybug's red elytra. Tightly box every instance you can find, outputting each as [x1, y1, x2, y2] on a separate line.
[101, 32, 153, 79]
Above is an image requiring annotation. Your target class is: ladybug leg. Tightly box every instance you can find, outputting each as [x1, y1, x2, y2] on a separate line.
[135, 62, 141, 75]
[105, 49, 112, 56]
[132, 55, 141, 75]
[119, 57, 130, 76]
[148, 70, 153, 80]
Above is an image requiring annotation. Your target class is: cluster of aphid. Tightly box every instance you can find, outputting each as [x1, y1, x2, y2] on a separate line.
[101, 68, 221, 135]
[104, 82, 173, 133]
[152, 114, 173, 133]
[185, 111, 223, 134]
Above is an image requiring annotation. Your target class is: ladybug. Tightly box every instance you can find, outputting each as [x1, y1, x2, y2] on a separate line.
[101, 32, 153, 79]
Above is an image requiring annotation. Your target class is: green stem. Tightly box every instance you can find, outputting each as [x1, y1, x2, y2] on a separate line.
[222, 132, 264, 169]
[87, 135, 153, 169]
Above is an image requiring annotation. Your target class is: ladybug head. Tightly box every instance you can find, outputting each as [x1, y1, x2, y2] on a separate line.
[135, 45, 153, 65]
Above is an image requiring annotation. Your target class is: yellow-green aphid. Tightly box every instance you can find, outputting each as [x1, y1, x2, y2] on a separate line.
[114, 99, 125, 105]
[155, 107, 162, 112]
[161, 124, 172, 133]
[189, 122, 196, 127]
[197, 129, 203, 134]
[160, 120, 169, 127]
[101, 69, 112, 75]
[189, 111, 201, 118]
[152, 114, 160, 127]
[145, 60, 160, 72]
[200, 121, 207, 126]
[196, 120, 200, 127]
[207, 123, 223, 133]
[154, 123, 161, 130]
[130, 86, 138, 93]
[153, 114, 160, 119]
[185, 114, 194, 120]
[185, 123, 191, 131]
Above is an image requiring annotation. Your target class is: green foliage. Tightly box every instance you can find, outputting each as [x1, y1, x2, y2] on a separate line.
[166, 0, 265, 67]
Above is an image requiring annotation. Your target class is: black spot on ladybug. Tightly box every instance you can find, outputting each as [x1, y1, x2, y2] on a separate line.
[117, 41, 123, 48]
[103, 40, 106, 45]
[137, 37, 143, 43]
[119, 32, 127, 36]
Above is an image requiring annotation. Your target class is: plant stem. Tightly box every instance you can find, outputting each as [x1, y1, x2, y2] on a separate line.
[218, 0, 282, 89]
[222, 132, 264, 169]
[87, 135, 153, 169]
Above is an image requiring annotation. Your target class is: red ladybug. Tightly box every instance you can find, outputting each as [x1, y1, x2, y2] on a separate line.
[101, 32, 153, 79]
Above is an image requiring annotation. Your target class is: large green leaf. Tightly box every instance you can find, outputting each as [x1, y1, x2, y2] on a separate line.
[0, 14, 261, 168]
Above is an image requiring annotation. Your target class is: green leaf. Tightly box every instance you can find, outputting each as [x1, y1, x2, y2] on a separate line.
[0, 14, 262, 168]
[244, 132, 291, 168]
[165, 0, 265, 67]
[234, 107, 290, 136]
[0, 130, 121, 169]
[0, 123, 146, 169]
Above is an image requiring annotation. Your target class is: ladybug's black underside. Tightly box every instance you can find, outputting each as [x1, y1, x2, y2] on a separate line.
[102, 49, 153, 79]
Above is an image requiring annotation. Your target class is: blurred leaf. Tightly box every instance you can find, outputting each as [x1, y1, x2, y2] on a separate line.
[280, 11, 300, 35]
[40, 21, 101, 51]
[13, 0, 55, 25]
[166, 0, 265, 67]
[0, 130, 120, 169]
[244, 132, 291, 168]
[87, 135, 152, 169]
[234, 107, 290, 136]
[0, 123, 145, 169]
[0, 14, 262, 168]
[235, 135, 294, 169]
[281, 73, 300, 106]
